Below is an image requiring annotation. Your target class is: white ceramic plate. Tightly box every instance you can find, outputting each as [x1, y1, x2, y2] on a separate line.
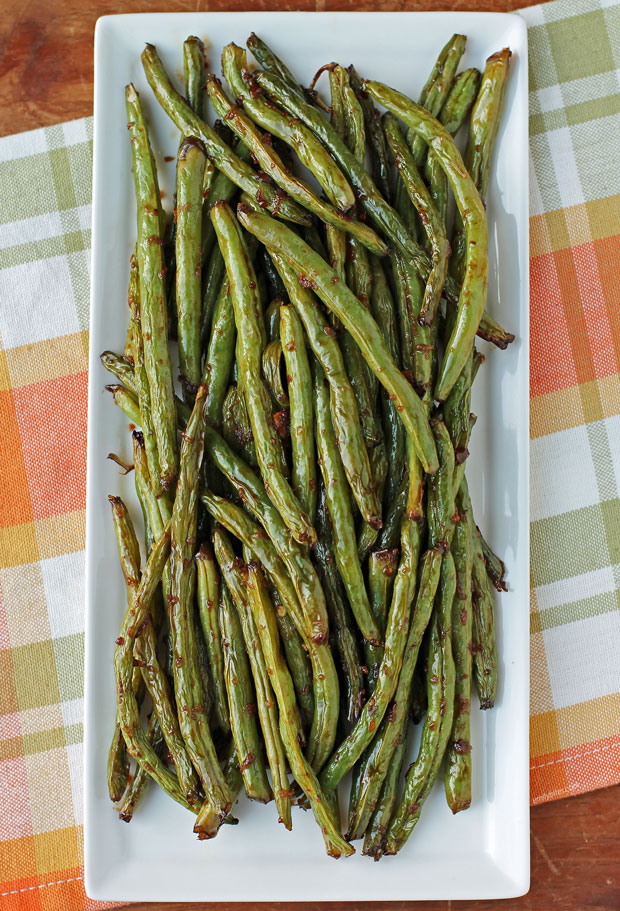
[85, 11, 529, 902]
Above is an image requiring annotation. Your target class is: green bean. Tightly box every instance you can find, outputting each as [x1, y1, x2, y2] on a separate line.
[364, 80, 489, 403]
[424, 151, 449, 228]
[346, 546, 442, 840]
[195, 739, 244, 834]
[427, 419, 457, 547]
[194, 611, 215, 724]
[382, 552, 456, 855]
[384, 114, 449, 327]
[125, 257, 173, 521]
[212, 201, 315, 546]
[480, 530, 507, 591]
[132, 431, 163, 541]
[314, 481, 364, 725]
[107, 495, 143, 804]
[270, 251, 380, 526]
[194, 738, 244, 835]
[444, 499, 474, 813]
[219, 580, 272, 803]
[206, 75, 387, 257]
[339, 331, 382, 449]
[275, 601, 314, 728]
[200, 142, 253, 262]
[450, 50, 511, 294]
[337, 65, 382, 411]
[280, 304, 318, 523]
[215, 535, 292, 827]
[176, 138, 206, 396]
[259, 249, 286, 302]
[470, 508, 498, 709]
[365, 548, 399, 695]
[440, 67, 482, 135]
[392, 238, 433, 400]
[201, 430, 329, 648]
[444, 353, 473, 475]
[477, 310, 515, 349]
[466, 49, 512, 202]
[246, 33, 307, 101]
[126, 84, 178, 489]
[100, 351, 137, 396]
[302, 223, 329, 261]
[124, 321, 136, 368]
[168, 382, 231, 827]
[108, 496, 191, 806]
[313, 359, 380, 645]
[255, 64, 512, 356]
[376, 469, 408, 551]
[356, 442, 387, 563]
[196, 544, 230, 735]
[341, 67, 365, 163]
[362, 731, 407, 858]
[134, 616, 201, 803]
[348, 65, 392, 203]
[409, 34, 466, 164]
[106, 383, 141, 426]
[319, 437, 424, 793]
[141, 44, 309, 226]
[264, 298, 283, 342]
[222, 385, 258, 468]
[348, 236, 377, 371]
[200, 490, 339, 771]
[223, 44, 355, 212]
[370, 256, 400, 368]
[113, 522, 193, 810]
[388, 253, 415, 375]
[255, 69, 431, 270]
[203, 280, 235, 430]
[262, 339, 289, 409]
[200, 245, 226, 346]
[173, 38, 206, 345]
[237, 206, 438, 475]
[328, 64, 346, 136]
[107, 723, 130, 805]
[117, 711, 164, 821]
[325, 224, 347, 286]
[183, 36, 206, 118]
[245, 561, 354, 858]
[370, 256, 406, 516]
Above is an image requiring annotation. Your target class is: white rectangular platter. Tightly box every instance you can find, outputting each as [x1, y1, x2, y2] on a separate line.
[85, 11, 529, 902]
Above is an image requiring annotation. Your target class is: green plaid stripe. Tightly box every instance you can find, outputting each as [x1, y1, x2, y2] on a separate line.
[527, 2, 620, 212]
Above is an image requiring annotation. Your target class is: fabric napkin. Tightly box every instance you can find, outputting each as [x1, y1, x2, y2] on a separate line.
[0, 0, 619, 906]
[522, 0, 620, 804]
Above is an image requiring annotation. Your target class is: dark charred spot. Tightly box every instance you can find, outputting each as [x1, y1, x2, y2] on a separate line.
[273, 409, 291, 439]
[240, 750, 256, 771]
[454, 738, 472, 754]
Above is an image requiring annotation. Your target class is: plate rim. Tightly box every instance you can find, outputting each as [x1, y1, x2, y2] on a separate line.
[85, 10, 530, 901]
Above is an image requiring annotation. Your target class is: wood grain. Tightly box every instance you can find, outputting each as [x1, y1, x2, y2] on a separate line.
[0, 0, 541, 136]
[2, 2, 619, 908]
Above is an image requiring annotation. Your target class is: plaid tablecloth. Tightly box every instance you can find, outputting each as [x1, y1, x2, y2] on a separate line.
[1, 0, 619, 906]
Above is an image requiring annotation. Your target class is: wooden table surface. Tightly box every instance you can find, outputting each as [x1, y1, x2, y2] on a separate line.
[1, 1, 619, 908]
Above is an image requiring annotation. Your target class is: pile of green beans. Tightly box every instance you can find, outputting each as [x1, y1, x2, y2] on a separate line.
[103, 32, 513, 858]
